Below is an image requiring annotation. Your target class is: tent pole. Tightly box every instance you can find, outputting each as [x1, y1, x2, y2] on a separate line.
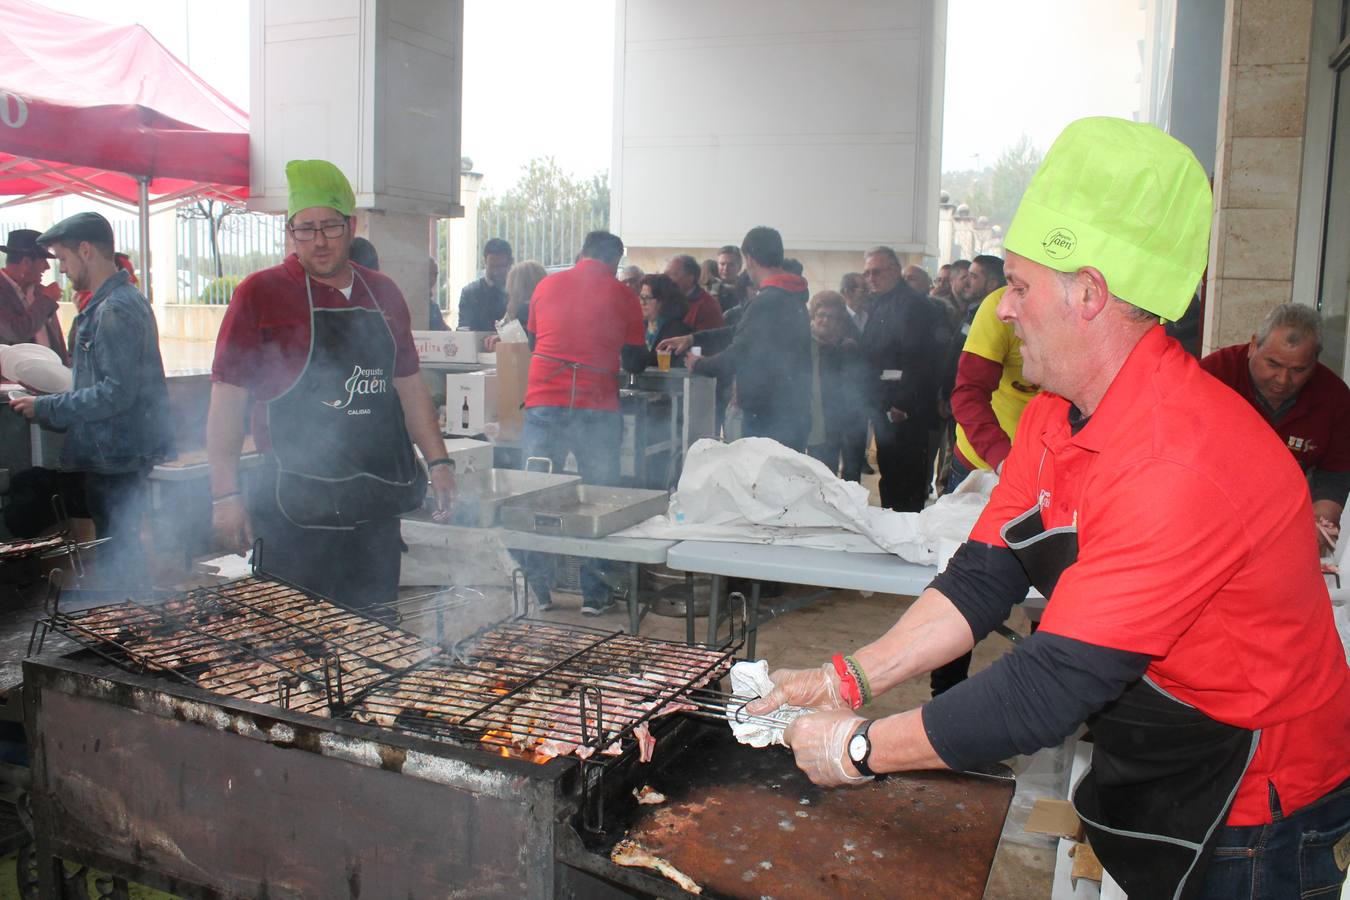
[138, 176, 152, 302]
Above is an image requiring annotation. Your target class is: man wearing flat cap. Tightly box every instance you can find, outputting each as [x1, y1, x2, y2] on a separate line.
[207, 160, 455, 610]
[0, 228, 66, 362]
[8, 212, 173, 588]
[750, 118, 1350, 898]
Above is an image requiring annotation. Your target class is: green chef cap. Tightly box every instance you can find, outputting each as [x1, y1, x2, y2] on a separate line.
[1004, 117, 1211, 321]
[285, 159, 356, 219]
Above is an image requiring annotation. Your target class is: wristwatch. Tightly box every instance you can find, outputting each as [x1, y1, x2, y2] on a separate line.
[846, 719, 876, 777]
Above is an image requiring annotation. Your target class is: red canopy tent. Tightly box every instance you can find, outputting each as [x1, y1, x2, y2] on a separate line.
[0, 0, 249, 296]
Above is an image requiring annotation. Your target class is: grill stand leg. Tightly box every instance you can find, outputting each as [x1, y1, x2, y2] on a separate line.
[705, 575, 723, 647]
[747, 581, 761, 659]
[626, 563, 641, 635]
[684, 572, 696, 645]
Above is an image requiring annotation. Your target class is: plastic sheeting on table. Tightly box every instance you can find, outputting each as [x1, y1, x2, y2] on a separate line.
[618, 437, 997, 567]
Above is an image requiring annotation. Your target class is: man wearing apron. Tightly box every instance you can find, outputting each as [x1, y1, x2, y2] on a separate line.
[207, 160, 455, 609]
[749, 119, 1350, 898]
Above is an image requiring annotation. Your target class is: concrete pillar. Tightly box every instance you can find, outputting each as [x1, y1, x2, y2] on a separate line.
[149, 205, 179, 305]
[1204, 0, 1315, 352]
[446, 170, 483, 327]
[356, 210, 435, 330]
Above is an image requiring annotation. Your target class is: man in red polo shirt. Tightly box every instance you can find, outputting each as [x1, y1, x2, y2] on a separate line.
[1200, 303, 1350, 545]
[664, 253, 724, 332]
[749, 118, 1350, 899]
[207, 159, 454, 609]
[520, 230, 647, 614]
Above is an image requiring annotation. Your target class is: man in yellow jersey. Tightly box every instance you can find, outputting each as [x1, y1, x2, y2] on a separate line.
[932, 285, 1039, 695]
[946, 286, 1040, 490]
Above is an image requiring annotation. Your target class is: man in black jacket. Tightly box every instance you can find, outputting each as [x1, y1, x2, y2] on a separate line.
[659, 226, 811, 450]
[457, 237, 512, 330]
[860, 246, 952, 511]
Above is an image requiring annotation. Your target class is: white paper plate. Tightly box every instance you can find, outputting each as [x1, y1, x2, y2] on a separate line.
[9, 356, 72, 394]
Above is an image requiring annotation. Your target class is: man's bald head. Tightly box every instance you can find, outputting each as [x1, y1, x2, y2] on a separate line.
[902, 265, 932, 297]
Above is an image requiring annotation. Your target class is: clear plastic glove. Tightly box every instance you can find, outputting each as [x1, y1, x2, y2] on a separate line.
[745, 663, 845, 716]
[783, 709, 871, 787]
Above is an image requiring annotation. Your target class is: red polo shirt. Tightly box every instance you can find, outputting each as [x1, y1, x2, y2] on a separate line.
[1199, 342, 1350, 475]
[525, 259, 644, 412]
[212, 254, 419, 450]
[971, 327, 1350, 825]
[684, 287, 725, 332]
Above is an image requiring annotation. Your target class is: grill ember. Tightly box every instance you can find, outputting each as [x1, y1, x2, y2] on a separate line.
[35, 577, 734, 764]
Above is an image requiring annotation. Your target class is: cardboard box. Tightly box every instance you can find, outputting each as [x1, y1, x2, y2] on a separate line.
[412, 330, 490, 364]
[1024, 798, 1084, 842]
[445, 371, 498, 436]
[441, 438, 494, 474]
[493, 341, 531, 441]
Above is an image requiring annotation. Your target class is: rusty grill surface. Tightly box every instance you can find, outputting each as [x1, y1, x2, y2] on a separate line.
[32, 576, 437, 714]
[596, 725, 1016, 899]
[350, 620, 733, 762]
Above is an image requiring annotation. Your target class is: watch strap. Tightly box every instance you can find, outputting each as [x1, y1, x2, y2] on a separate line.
[849, 718, 876, 777]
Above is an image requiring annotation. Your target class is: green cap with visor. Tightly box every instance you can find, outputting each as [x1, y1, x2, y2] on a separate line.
[285, 159, 356, 219]
[1003, 117, 1211, 321]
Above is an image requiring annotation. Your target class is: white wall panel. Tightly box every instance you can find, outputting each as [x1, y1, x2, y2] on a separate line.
[250, 0, 462, 217]
[613, 0, 945, 254]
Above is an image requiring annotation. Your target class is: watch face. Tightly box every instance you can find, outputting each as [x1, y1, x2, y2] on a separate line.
[849, 732, 867, 762]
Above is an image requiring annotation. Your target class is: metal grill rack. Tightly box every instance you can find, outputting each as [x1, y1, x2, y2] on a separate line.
[29, 574, 443, 715]
[347, 620, 734, 761]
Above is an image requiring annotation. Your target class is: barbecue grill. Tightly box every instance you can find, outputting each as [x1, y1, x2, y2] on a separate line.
[22, 568, 1014, 898]
[0, 497, 97, 587]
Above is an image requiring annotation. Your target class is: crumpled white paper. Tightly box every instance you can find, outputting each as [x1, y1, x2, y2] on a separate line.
[618, 437, 997, 566]
[726, 660, 808, 747]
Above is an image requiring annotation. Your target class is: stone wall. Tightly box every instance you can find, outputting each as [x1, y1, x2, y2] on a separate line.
[1205, 0, 1315, 351]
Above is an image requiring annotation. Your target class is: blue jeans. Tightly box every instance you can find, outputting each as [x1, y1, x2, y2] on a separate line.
[1195, 776, 1350, 899]
[944, 454, 972, 495]
[517, 407, 622, 606]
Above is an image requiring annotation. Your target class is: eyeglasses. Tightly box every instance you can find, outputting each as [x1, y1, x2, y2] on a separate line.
[289, 221, 348, 242]
[639, 292, 655, 301]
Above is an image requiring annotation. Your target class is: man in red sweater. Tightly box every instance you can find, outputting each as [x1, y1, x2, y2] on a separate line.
[665, 254, 725, 332]
[1200, 303, 1350, 546]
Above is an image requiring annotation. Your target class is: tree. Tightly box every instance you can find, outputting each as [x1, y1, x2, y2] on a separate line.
[941, 135, 1043, 231]
[476, 157, 610, 268]
[986, 135, 1043, 229]
[177, 198, 243, 278]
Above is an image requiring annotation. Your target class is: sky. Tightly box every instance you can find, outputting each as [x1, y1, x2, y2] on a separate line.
[30, 0, 1147, 188]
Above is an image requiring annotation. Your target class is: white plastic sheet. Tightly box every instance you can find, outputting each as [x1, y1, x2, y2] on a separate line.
[619, 437, 996, 566]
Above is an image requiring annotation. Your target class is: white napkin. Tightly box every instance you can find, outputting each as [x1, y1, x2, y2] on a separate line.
[726, 660, 809, 748]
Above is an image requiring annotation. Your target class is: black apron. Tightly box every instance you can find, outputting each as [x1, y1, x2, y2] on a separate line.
[266, 271, 426, 530]
[1000, 500, 1260, 900]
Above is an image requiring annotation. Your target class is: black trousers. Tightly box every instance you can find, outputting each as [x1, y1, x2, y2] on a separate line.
[84, 470, 152, 589]
[248, 469, 402, 610]
[873, 416, 930, 512]
[744, 410, 808, 453]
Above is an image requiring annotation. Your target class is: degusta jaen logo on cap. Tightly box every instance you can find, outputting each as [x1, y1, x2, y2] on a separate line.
[1042, 227, 1077, 260]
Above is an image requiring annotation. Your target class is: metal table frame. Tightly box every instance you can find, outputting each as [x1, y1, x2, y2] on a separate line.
[665, 541, 1046, 657]
[496, 530, 677, 635]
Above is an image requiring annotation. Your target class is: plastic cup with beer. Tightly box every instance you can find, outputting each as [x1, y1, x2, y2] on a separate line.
[657, 348, 672, 372]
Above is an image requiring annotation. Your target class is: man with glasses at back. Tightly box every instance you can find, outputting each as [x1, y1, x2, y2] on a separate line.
[206, 159, 455, 609]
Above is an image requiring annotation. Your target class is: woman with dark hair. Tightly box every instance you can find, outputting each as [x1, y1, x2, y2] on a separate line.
[638, 273, 691, 366]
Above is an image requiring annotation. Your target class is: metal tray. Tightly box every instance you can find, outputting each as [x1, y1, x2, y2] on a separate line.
[406, 468, 581, 528]
[499, 484, 669, 538]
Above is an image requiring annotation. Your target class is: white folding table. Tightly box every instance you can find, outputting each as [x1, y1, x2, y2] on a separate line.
[665, 540, 1043, 656]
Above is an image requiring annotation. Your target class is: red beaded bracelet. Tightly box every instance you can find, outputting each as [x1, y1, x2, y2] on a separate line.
[831, 653, 863, 709]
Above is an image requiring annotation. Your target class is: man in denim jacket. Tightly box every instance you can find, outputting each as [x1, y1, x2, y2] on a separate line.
[9, 212, 173, 588]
